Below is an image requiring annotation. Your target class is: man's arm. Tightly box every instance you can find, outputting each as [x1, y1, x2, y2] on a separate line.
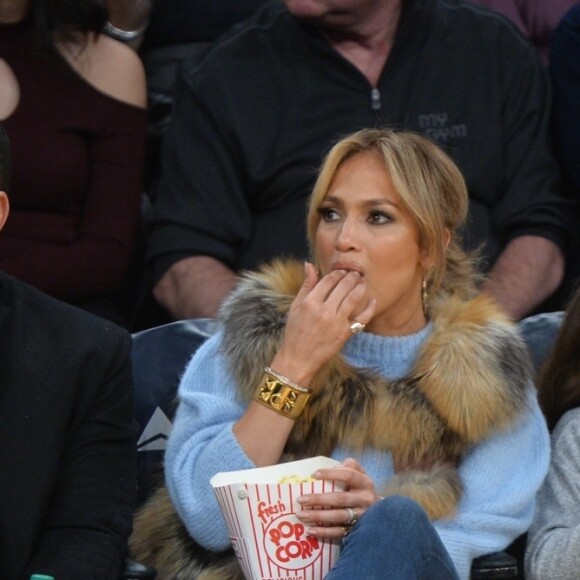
[153, 255, 239, 319]
[147, 63, 257, 320]
[482, 19, 573, 319]
[482, 235, 564, 320]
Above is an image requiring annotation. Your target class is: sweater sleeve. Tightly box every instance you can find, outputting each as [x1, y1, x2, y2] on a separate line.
[524, 408, 580, 580]
[434, 388, 550, 580]
[164, 329, 255, 551]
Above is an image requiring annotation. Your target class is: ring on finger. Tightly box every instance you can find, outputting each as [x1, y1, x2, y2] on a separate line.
[344, 507, 358, 527]
[342, 526, 351, 537]
[350, 321, 366, 335]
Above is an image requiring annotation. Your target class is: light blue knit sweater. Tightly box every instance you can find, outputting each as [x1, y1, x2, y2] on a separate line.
[165, 324, 550, 580]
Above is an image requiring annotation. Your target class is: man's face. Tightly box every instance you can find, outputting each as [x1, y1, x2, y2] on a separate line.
[283, 0, 385, 26]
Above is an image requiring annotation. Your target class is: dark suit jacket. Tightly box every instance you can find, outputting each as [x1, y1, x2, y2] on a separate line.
[0, 271, 136, 579]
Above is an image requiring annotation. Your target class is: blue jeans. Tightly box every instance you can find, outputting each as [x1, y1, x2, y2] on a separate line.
[325, 496, 459, 580]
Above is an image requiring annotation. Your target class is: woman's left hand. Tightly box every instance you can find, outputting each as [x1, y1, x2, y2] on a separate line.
[294, 458, 382, 539]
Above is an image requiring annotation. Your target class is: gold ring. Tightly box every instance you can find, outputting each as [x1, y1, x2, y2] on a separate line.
[342, 526, 350, 537]
[350, 321, 366, 335]
[344, 507, 358, 527]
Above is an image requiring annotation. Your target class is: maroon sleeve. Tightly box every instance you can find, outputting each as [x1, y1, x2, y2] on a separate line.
[1, 101, 147, 302]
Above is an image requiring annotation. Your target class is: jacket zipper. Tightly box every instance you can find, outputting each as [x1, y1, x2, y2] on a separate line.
[370, 88, 382, 111]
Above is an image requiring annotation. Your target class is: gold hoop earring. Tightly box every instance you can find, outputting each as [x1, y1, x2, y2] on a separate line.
[422, 279, 429, 316]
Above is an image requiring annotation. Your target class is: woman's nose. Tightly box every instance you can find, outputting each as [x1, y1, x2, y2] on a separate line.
[335, 219, 359, 251]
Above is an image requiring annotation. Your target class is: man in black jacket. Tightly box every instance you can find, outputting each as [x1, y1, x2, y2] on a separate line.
[148, 0, 573, 322]
[0, 124, 137, 579]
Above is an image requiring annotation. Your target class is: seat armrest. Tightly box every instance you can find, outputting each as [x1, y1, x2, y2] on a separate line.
[470, 551, 518, 579]
[120, 558, 157, 579]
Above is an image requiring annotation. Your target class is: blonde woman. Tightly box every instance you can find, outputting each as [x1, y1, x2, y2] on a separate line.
[132, 129, 549, 580]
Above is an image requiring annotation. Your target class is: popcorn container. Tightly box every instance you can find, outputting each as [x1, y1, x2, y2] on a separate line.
[210, 456, 345, 580]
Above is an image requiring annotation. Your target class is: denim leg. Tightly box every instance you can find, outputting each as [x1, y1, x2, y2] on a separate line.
[325, 495, 459, 580]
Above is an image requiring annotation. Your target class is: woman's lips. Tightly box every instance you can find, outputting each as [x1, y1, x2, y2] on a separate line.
[332, 262, 365, 277]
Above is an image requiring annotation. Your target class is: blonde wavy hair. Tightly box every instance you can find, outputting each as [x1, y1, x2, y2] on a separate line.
[307, 128, 479, 300]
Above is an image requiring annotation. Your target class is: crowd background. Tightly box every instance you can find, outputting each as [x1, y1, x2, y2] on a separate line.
[1, 1, 580, 579]
[1, 0, 578, 330]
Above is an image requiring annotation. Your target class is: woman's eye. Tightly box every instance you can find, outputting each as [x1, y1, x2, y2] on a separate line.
[318, 207, 340, 222]
[368, 210, 391, 225]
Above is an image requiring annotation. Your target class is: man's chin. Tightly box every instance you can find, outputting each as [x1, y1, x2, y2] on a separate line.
[283, 0, 326, 20]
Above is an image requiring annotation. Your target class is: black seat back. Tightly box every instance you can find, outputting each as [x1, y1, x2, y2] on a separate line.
[131, 318, 218, 504]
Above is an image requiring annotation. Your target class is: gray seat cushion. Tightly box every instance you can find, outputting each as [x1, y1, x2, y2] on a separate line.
[518, 311, 564, 373]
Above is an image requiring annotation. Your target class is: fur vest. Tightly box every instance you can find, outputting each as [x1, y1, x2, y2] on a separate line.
[130, 259, 533, 580]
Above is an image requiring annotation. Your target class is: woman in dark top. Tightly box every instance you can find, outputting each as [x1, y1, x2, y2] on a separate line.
[0, 0, 147, 325]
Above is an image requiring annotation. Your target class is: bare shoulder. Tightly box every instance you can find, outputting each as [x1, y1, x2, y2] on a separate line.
[0, 59, 20, 120]
[62, 33, 147, 109]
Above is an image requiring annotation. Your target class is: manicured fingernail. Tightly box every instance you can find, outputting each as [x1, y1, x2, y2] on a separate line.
[297, 496, 306, 504]
[306, 528, 317, 536]
[311, 471, 321, 479]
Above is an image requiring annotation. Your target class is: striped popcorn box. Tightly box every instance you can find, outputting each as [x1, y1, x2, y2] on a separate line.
[210, 456, 345, 580]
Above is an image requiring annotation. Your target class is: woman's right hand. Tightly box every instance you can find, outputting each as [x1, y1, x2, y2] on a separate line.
[269, 262, 376, 390]
[233, 263, 374, 466]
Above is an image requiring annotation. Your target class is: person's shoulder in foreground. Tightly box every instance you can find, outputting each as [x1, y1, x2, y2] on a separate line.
[524, 283, 580, 580]
[525, 408, 580, 579]
[0, 269, 137, 580]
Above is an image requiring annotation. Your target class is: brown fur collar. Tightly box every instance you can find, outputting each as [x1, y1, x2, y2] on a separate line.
[220, 260, 531, 472]
[130, 259, 533, 579]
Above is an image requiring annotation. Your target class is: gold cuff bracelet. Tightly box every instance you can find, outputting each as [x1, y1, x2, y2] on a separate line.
[254, 371, 311, 420]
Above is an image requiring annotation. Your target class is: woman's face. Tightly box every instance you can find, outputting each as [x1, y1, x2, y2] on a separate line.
[315, 151, 429, 335]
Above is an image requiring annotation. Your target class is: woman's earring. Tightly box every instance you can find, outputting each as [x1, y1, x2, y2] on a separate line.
[422, 279, 429, 316]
